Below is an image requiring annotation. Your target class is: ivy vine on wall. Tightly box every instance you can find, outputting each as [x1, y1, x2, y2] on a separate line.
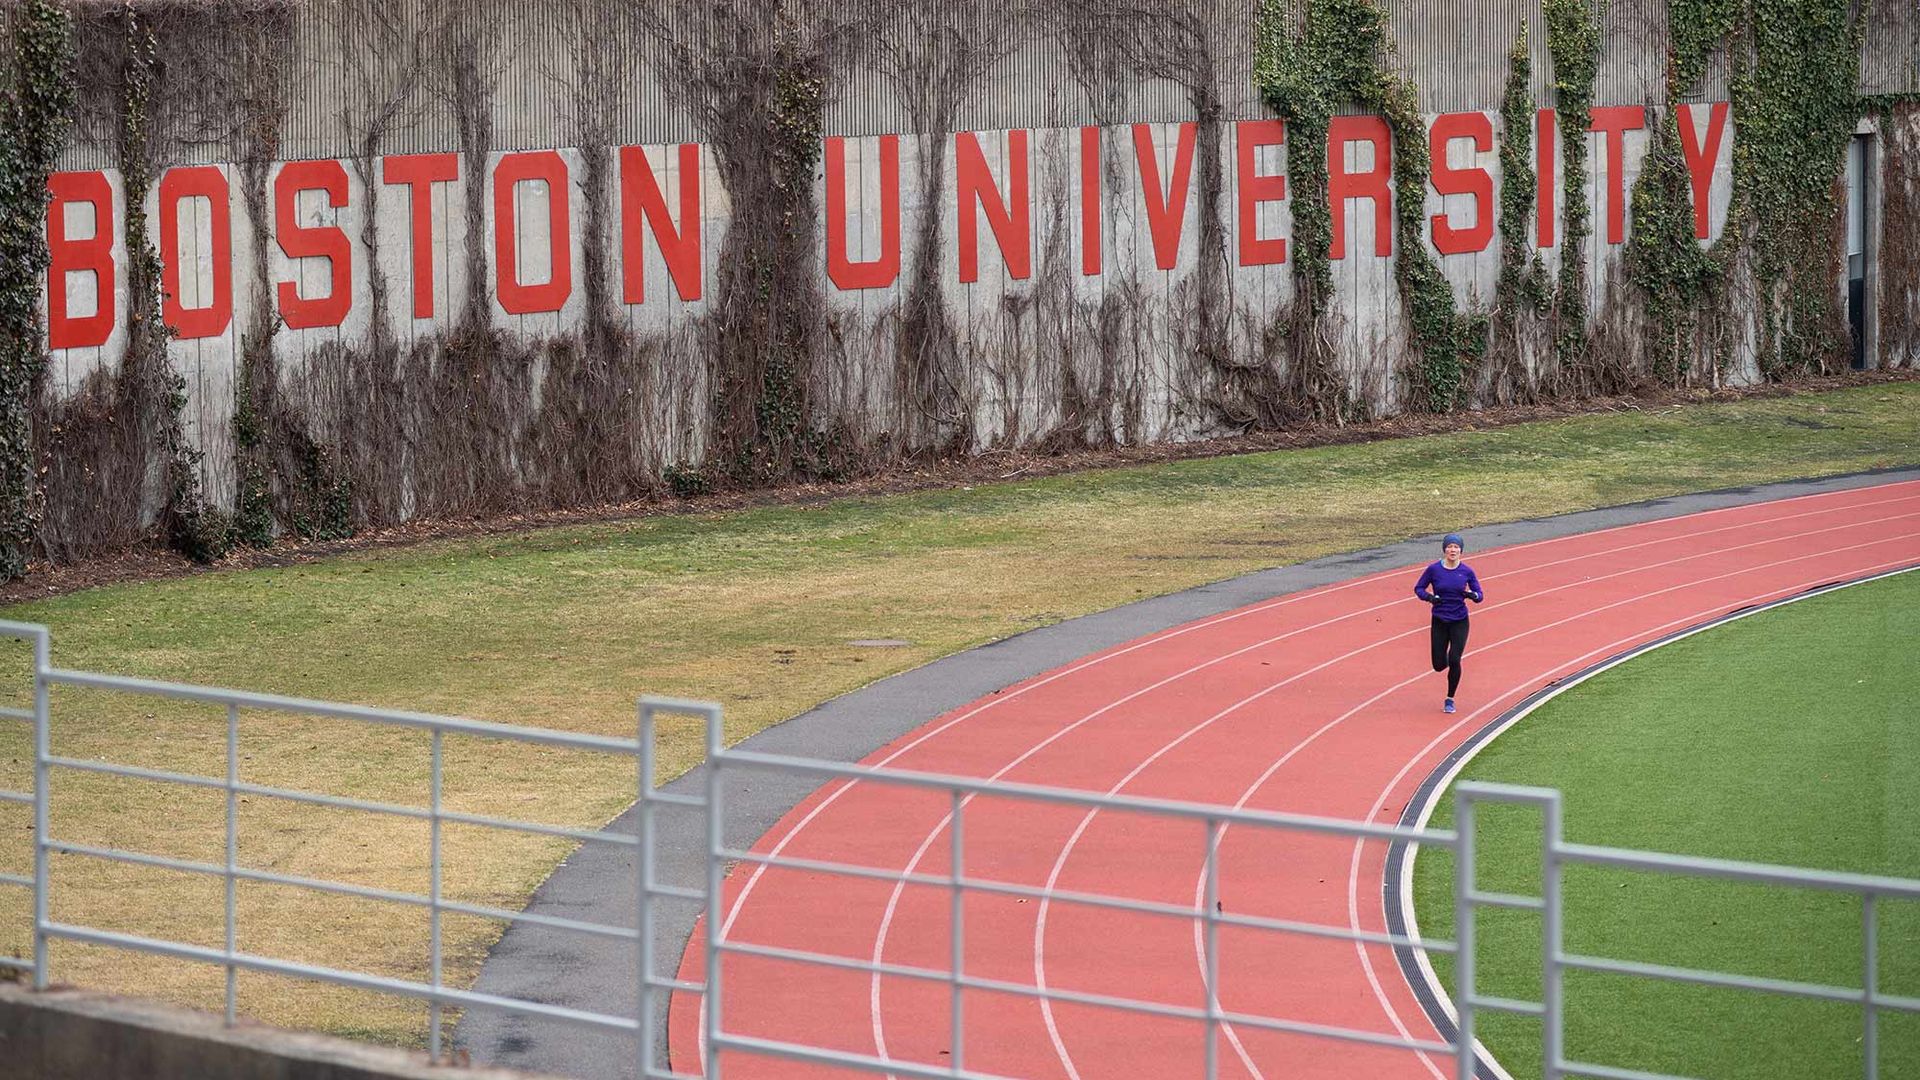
[117, 5, 232, 563]
[1631, 0, 1873, 382]
[4, 0, 1904, 575]
[1496, 27, 1545, 315]
[1625, 109, 1722, 385]
[1668, 0, 1739, 99]
[1485, 25, 1548, 404]
[1625, 0, 1730, 388]
[1254, 0, 1483, 414]
[1542, 0, 1601, 377]
[1727, 0, 1865, 374]
[0, 0, 75, 580]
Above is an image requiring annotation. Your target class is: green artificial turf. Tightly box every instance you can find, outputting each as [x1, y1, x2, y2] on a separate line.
[1412, 568, 1920, 1079]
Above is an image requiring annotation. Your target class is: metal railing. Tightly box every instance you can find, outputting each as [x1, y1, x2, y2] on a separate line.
[697, 719, 1920, 1080]
[3, 618, 1917, 1080]
[0, 618, 713, 1073]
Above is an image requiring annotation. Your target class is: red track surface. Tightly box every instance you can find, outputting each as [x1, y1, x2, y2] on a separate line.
[671, 481, 1920, 1079]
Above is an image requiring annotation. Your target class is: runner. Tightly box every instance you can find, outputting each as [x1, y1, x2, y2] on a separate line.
[1414, 533, 1484, 713]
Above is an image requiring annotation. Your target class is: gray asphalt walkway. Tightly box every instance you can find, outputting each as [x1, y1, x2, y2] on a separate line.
[456, 466, 1919, 1079]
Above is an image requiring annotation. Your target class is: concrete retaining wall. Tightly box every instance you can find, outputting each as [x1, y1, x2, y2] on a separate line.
[0, 985, 555, 1080]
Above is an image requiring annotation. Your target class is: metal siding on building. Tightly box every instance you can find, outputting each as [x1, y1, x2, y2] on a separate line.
[1860, 0, 1920, 96]
[1592, 0, 1667, 107]
[1385, 0, 1528, 115]
[57, 0, 1915, 165]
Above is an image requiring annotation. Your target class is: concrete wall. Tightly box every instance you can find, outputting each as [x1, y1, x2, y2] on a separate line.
[0, 985, 553, 1080]
[42, 104, 1746, 501]
[30, 0, 1914, 540]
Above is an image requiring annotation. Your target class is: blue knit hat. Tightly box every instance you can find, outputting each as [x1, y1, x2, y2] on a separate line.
[1442, 533, 1465, 551]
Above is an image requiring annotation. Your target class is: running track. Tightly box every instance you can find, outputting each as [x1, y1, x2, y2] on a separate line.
[667, 479, 1920, 1079]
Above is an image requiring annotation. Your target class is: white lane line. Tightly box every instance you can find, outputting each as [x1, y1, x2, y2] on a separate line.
[1352, 559, 1920, 1080]
[694, 480, 1920, 1070]
[1022, 509, 1920, 1078]
[866, 497, 1920, 1075]
[1146, 520, 1920, 1080]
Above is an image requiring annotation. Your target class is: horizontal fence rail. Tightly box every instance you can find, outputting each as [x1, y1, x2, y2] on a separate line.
[700, 711, 1919, 1080]
[0, 618, 713, 1078]
[1, 618, 1914, 1080]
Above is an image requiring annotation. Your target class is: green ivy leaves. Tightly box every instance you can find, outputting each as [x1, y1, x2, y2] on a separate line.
[1651, 0, 1869, 378]
[1730, 0, 1863, 374]
[1544, 0, 1601, 366]
[0, 0, 76, 580]
[1254, 0, 1481, 413]
[1669, 0, 1740, 97]
[1626, 110, 1722, 385]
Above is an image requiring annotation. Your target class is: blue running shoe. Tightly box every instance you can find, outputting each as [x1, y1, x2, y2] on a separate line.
[1443, 698, 1456, 714]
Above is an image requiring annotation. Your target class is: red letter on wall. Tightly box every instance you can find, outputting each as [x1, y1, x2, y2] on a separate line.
[158, 166, 233, 340]
[1589, 105, 1646, 246]
[382, 153, 458, 319]
[275, 159, 353, 330]
[1428, 112, 1494, 256]
[1134, 123, 1196, 271]
[1080, 126, 1102, 277]
[956, 130, 1031, 283]
[621, 143, 704, 302]
[493, 151, 573, 314]
[46, 171, 116, 350]
[1328, 115, 1393, 259]
[1236, 120, 1288, 267]
[1677, 102, 1730, 241]
[1537, 108, 1556, 249]
[823, 136, 897, 292]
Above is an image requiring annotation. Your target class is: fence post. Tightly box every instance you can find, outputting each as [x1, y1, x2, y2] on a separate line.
[1203, 817, 1222, 1080]
[1453, 793, 1477, 1080]
[429, 729, 444, 1063]
[1541, 791, 1564, 1080]
[948, 789, 966, 1076]
[637, 702, 658, 1080]
[225, 702, 239, 1025]
[704, 704, 726, 1080]
[1864, 892, 1878, 1080]
[31, 627, 49, 992]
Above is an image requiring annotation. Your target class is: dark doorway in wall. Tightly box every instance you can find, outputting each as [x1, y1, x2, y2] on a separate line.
[1847, 134, 1872, 370]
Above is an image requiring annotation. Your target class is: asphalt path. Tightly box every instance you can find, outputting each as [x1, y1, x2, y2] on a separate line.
[457, 466, 1920, 1079]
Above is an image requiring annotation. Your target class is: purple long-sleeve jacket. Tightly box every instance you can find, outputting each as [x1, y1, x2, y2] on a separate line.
[1415, 562, 1484, 622]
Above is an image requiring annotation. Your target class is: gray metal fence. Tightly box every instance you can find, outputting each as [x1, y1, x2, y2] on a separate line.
[0, 618, 716, 1068]
[2, 617, 1915, 1080]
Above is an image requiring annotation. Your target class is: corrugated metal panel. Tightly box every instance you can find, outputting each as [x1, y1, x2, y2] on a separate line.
[53, 0, 1913, 169]
[828, 0, 1261, 137]
[1860, 0, 1920, 96]
[1672, 44, 1732, 105]
[1592, 0, 1668, 106]
[1385, 0, 1530, 115]
[1214, 0, 1265, 121]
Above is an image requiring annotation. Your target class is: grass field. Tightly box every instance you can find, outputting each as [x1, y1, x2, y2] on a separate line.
[1412, 568, 1920, 1079]
[0, 381, 1916, 1045]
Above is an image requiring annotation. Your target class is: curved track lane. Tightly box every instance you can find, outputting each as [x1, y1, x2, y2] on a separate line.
[670, 480, 1920, 1079]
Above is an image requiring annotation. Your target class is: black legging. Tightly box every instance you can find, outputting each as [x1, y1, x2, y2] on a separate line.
[1430, 616, 1470, 697]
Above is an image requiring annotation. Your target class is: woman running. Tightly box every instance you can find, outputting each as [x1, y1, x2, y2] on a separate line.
[1414, 533, 1484, 714]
